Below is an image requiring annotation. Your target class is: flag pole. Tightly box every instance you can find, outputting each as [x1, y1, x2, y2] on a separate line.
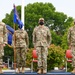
[13, 23, 16, 69]
[13, 4, 16, 69]
[21, 0, 24, 30]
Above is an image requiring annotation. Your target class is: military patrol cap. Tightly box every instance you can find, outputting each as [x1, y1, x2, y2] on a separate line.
[39, 18, 44, 21]
[39, 18, 44, 24]
[0, 22, 5, 25]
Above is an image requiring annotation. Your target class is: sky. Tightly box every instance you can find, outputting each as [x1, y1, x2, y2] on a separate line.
[0, 0, 75, 21]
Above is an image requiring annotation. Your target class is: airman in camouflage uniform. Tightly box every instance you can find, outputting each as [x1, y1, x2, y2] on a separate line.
[0, 22, 7, 73]
[33, 18, 51, 74]
[67, 20, 75, 73]
[14, 26, 29, 73]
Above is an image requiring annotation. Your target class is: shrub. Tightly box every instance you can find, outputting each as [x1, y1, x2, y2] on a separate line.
[47, 44, 65, 71]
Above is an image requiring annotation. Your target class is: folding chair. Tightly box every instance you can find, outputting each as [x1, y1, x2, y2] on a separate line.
[31, 50, 38, 72]
[65, 49, 72, 72]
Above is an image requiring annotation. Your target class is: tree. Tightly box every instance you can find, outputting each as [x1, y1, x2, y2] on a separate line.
[51, 30, 62, 46]
[61, 19, 74, 50]
[2, 2, 73, 48]
[1, 3, 74, 70]
[25, 2, 73, 47]
[25, 2, 56, 47]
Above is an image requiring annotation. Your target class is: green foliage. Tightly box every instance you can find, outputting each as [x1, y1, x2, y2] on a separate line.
[51, 31, 62, 46]
[47, 44, 65, 71]
[61, 32, 68, 50]
[25, 2, 56, 47]
[2, 2, 73, 48]
[1, 2, 74, 70]
[25, 44, 65, 71]
[26, 48, 38, 71]
[26, 48, 33, 67]
[4, 45, 14, 62]
[61, 20, 74, 50]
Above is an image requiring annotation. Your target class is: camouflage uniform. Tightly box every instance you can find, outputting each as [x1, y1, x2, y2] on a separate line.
[67, 25, 75, 68]
[15, 29, 29, 67]
[0, 22, 7, 66]
[33, 21, 51, 72]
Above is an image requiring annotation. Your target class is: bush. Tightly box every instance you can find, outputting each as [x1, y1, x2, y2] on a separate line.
[26, 45, 65, 71]
[26, 48, 37, 71]
[47, 44, 65, 71]
[26, 48, 33, 67]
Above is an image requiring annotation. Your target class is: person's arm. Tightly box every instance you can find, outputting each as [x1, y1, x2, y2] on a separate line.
[32, 28, 36, 49]
[47, 28, 52, 48]
[3, 25, 7, 44]
[25, 31, 29, 48]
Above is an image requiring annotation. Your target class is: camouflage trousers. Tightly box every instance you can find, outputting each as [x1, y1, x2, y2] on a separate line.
[36, 46, 48, 71]
[16, 47, 26, 68]
[71, 45, 75, 68]
[0, 45, 4, 66]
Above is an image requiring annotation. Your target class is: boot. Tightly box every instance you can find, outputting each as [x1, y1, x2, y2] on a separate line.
[0, 67, 3, 74]
[16, 67, 20, 73]
[21, 67, 25, 73]
[71, 68, 75, 73]
[43, 69, 47, 74]
[37, 69, 42, 74]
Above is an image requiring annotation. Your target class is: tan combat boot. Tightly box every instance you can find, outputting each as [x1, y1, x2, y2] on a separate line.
[21, 67, 25, 73]
[0, 67, 3, 74]
[16, 67, 20, 73]
[37, 69, 42, 74]
[71, 68, 75, 73]
[43, 70, 47, 74]
[0, 62, 3, 74]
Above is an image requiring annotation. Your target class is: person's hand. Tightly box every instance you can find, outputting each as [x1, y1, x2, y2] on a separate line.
[34, 46, 36, 50]
[48, 46, 50, 49]
[0, 43, 2, 45]
[4, 42, 7, 45]
[13, 46, 16, 49]
[8, 44, 12, 48]
[27, 48, 29, 52]
[69, 45, 71, 49]
[3, 44, 6, 47]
